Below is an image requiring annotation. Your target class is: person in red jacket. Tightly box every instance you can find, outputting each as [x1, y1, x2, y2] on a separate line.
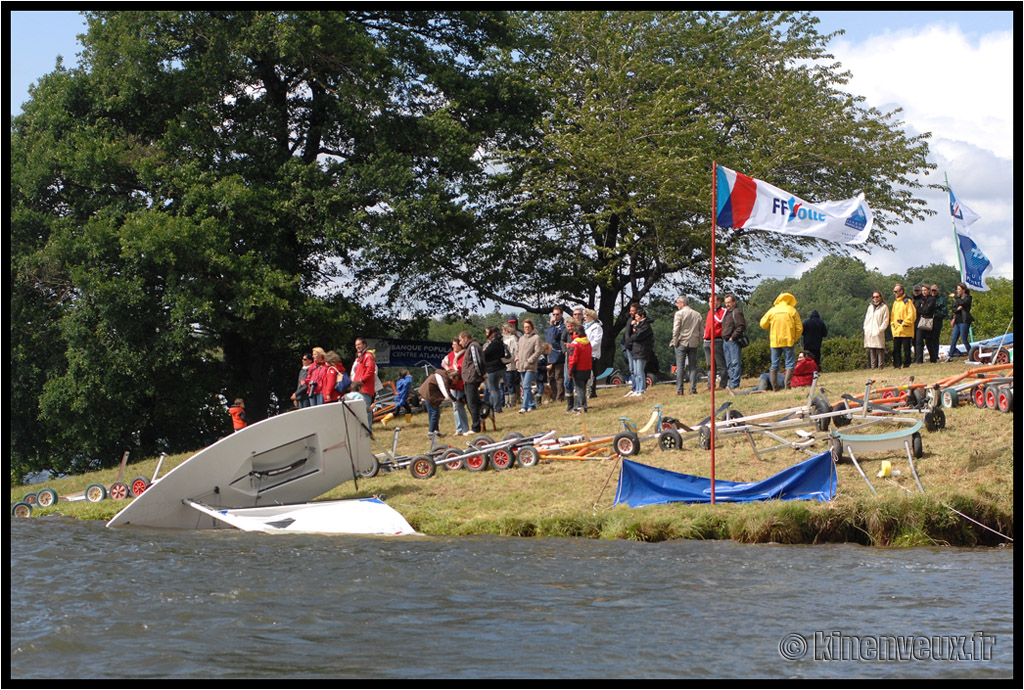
[322, 350, 347, 403]
[567, 325, 593, 414]
[703, 295, 727, 390]
[228, 399, 248, 431]
[352, 337, 377, 418]
[791, 350, 820, 388]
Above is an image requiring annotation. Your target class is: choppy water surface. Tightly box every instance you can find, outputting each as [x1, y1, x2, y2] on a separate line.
[10, 518, 1013, 679]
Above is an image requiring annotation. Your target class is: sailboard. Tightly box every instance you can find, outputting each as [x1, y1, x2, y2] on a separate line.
[107, 401, 382, 530]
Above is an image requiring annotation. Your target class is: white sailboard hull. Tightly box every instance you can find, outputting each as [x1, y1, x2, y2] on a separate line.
[107, 401, 377, 530]
[185, 497, 417, 535]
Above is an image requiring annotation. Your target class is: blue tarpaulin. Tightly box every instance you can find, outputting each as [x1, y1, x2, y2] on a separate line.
[613, 451, 837, 507]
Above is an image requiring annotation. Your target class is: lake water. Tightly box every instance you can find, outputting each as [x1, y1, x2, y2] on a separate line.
[10, 518, 1014, 679]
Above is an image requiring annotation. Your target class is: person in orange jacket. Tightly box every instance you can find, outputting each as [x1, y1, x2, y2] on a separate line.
[228, 398, 248, 432]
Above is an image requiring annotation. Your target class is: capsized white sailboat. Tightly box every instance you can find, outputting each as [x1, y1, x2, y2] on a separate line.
[186, 497, 416, 535]
[107, 401, 414, 535]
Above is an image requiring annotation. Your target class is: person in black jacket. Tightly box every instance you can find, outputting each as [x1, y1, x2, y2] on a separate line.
[948, 283, 973, 358]
[801, 310, 828, 369]
[913, 285, 937, 363]
[624, 307, 654, 396]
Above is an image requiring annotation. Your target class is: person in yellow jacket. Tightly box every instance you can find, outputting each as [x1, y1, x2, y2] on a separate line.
[890, 283, 917, 369]
[759, 292, 803, 390]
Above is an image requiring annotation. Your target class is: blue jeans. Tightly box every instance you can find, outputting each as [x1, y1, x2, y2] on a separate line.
[486, 371, 505, 412]
[949, 323, 970, 356]
[631, 357, 647, 393]
[723, 340, 743, 389]
[451, 393, 469, 434]
[424, 399, 441, 434]
[521, 370, 537, 411]
[770, 346, 796, 372]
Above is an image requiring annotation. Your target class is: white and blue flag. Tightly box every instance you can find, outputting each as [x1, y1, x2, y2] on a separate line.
[948, 186, 991, 292]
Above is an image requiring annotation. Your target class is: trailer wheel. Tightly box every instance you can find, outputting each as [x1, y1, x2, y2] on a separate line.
[503, 431, 524, 442]
[129, 476, 150, 497]
[657, 428, 683, 452]
[85, 483, 107, 502]
[12, 502, 32, 518]
[941, 389, 959, 409]
[471, 435, 495, 448]
[515, 446, 540, 468]
[911, 388, 927, 409]
[831, 401, 852, 427]
[994, 350, 1011, 365]
[35, 488, 58, 507]
[830, 442, 844, 465]
[359, 455, 381, 479]
[997, 387, 1013, 413]
[465, 450, 489, 471]
[610, 376, 624, 386]
[441, 448, 464, 471]
[973, 385, 987, 409]
[613, 432, 640, 457]
[911, 432, 923, 459]
[21, 492, 37, 505]
[985, 385, 999, 410]
[490, 447, 515, 470]
[812, 396, 831, 431]
[109, 482, 130, 500]
[697, 426, 712, 451]
[409, 455, 436, 480]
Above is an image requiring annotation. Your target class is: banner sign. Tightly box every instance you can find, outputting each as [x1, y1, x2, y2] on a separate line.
[715, 165, 873, 244]
[365, 338, 451, 369]
[948, 185, 991, 292]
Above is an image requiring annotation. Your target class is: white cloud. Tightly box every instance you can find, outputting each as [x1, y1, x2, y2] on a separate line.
[790, 23, 1015, 283]
[831, 25, 1013, 158]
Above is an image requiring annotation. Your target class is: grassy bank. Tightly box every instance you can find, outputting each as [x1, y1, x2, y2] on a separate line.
[14, 361, 1014, 546]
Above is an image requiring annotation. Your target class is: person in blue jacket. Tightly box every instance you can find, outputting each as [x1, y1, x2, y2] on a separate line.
[393, 369, 414, 423]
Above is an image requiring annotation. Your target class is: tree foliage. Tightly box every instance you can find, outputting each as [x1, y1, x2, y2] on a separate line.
[10, 11, 529, 476]
[362, 11, 934, 373]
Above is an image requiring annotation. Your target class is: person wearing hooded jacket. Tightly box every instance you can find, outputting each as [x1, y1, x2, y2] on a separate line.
[889, 284, 916, 369]
[759, 292, 803, 390]
[801, 310, 828, 368]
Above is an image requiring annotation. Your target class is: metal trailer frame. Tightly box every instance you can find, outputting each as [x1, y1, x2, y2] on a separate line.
[829, 419, 925, 495]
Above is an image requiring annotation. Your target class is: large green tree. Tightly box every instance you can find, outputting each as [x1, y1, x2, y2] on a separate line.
[361, 11, 934, 373]
[10, 11, 532, 476]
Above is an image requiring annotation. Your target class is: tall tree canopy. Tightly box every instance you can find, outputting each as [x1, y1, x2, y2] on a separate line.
[363, 11, 934, 370]
[10, 10, 533, 476]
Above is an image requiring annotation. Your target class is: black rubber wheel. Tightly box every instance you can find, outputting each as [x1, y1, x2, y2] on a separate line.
[997, 387, 1013, 413]
[465, 450, 489, 472]
[359, 455, 381, 478]
[698, 425, 712, 451]
[490, 447, 516, 470]
[85, 484, 107, 502]
[658, 428, 683, 452]
[35, 488, 58, 507]
[994, 349, 1010, 365]
[515, 446, 540, 468]
[503, 431, 524, 442]
[409, 454, 436, 480]
[830, 442, 844, 465]
[471, 435, 495, 448]
[973, 385, 987, 409]
[967, 345, 981, 363]
[129, 476, 150, 497]
[441, 448, 465, 471]
[912, 432, 923, 459]
[725, 408, 743, 421]
[831, 401, 851, 427]
[984, 385, 998, 410]
[911, 388, 927, 409]
[812, 396, 831, 431]
[109, 482, 130, 500]
[613, 432, 640, 457]
[931, 407, 945, 430]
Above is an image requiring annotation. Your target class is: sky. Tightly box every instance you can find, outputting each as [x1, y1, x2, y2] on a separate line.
[8, 10, 1017, 289]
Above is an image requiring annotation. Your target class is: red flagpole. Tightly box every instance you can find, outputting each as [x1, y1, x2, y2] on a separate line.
[710, 162, 717, 504]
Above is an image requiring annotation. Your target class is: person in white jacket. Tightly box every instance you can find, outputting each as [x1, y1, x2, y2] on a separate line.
[863, 290, 890, 369]
[583, 308, 603, 399]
